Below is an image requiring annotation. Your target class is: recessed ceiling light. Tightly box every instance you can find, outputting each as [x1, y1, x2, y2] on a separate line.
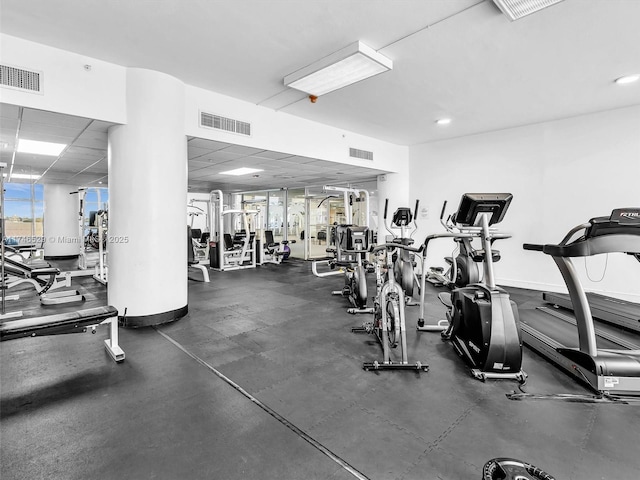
[219, 167, 264, 176]
[615, 74, 640, 85]
[436, 118, 452, 125]
[17, 139, 66, 156]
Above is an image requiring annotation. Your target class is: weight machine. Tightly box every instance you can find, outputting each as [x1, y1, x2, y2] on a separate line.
[209, 190, 258, 271]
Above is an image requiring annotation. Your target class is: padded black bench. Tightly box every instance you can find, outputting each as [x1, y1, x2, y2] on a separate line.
[0, 305, 125, 363]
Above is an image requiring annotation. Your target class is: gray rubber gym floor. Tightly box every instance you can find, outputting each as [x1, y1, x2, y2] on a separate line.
[1, 259, 639, 479]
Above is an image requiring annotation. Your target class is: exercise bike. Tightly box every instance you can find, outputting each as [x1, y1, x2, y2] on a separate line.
[422, 193, 526, 382]
[351, 200, 428, 371]
[425, 201, 481, 289]
[380, 199, 421, 301]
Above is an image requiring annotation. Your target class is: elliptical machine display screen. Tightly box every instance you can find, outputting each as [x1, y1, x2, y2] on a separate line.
[453, 193, 513, 226]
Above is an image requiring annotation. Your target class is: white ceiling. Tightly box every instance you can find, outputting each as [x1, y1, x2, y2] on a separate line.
[1, 0, 639, 190]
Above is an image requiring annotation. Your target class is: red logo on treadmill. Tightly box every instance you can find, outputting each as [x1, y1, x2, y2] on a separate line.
[620, 212, 640, 218]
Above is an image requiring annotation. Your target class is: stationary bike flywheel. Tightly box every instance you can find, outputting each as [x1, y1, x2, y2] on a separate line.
[386, 299, 400, 348]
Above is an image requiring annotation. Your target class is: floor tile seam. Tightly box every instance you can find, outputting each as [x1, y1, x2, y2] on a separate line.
[423, 404, 476, 453]
[153, 326, 372, 480]
[357, 404, 432, 444]
[306, 398, 362, 432]
[250, 352, 337, 396]
[218, 325, 269, 341]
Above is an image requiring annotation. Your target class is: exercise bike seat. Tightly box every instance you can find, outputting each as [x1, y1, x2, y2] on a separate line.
[438, 292, 453, 309]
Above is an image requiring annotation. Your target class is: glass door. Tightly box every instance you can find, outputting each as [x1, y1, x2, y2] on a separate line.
[286, 188, 305, 259]
[305, 192, 346, 259]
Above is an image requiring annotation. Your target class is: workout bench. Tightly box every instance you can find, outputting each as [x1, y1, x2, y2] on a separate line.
[0, 305, 125, 363]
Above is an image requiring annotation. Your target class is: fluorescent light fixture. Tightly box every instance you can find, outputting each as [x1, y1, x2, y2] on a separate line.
[436, 118, 452, 125]
[492, 0, 565, 21]
[2, 173, 41, 180]
[17, 139, 66, 156]
[284, 41, 392, 97]
[219, 167, 264, 176]
[615, 74, 640, 85]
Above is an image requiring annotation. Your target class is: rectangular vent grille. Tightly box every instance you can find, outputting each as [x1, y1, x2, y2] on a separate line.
[349, 147, 373, 161]
[0, 64, 42, 92]
[200, 111, 251, 136]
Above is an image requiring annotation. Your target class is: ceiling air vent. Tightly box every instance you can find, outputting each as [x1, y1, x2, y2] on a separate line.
[492, 0, 565, 21]
[349, 147, 373, 161]
[200, 111, 251, 136]
[0, 64, 42, 93]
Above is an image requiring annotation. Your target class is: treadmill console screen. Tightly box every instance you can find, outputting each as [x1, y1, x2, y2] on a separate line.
[587, 208, 640, 238]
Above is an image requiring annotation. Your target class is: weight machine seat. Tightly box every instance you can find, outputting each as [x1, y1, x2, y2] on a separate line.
[264, 230, 279, 248]
[223, 234, 240, 251]
[2, 254, 59, 292]
[0, 305, 118, 341]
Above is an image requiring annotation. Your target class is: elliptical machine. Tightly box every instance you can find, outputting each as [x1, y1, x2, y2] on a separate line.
[330, 224, 371, 313]
[425, 202, 481, 289]
[425, 193, 526, 382]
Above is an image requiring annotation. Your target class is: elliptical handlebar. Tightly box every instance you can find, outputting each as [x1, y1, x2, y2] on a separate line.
[370, 242, 423, 255]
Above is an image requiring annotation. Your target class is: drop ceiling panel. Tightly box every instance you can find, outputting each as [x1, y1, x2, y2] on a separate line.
[223, 145, 265, 156]
[187, 138, 229, 151]
[64, 146, 106, 159]
[21, 109, 90, 129]
[207, 151, 247, 162]
[187, 146, 215, 160]
[0, 104, 20, 118]
[0, 117, 19, 130]
[19, 123, 84, 140]
[14, 154, 54, 169]
[252, 151, 295, 161]
[87, 120, 115, 132]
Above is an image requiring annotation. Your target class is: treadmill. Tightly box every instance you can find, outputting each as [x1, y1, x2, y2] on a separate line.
[521, 208, 640, 398]
[542, 291, 640, 334]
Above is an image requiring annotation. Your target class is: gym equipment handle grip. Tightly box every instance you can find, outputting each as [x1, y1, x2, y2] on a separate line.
[523, 243, 544, 251]
[439, 201, 448, 220]
[413, 199, 419, 220]
[383, 199, 389, 220]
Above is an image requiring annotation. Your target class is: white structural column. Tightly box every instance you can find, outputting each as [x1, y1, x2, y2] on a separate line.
[108, 68, 187, 327]
[43, 184, 80, 258]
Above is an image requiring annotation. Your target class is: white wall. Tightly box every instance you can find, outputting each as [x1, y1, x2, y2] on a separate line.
[0, 34, 127, 123]
[184, 85, 408, 174]
[410, 105, 640, 302]
[1, 34, 407, 178]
